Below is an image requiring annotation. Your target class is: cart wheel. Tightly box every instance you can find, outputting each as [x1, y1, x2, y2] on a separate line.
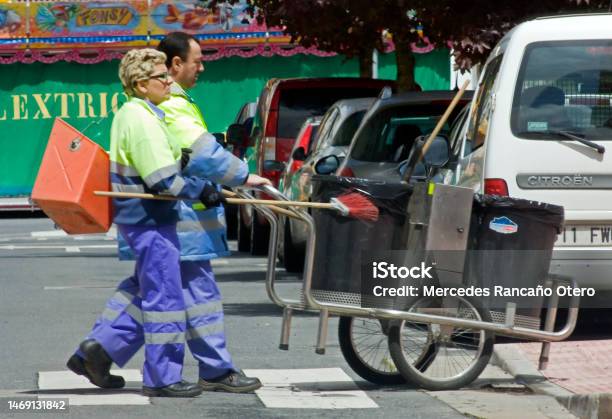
[387, 296, 494, 391]
[338, 317, 406, 385]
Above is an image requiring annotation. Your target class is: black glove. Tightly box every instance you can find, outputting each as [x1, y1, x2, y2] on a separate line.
[180, 148, 193, 170]
[200, 183, 226, 208]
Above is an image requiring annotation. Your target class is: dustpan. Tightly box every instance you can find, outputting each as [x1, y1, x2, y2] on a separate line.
[32, 118, 111, 234]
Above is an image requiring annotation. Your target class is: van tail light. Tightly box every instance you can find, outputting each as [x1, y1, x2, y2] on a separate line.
[338, 167, 355, 177]
[263, 136, 276, 161]
[290, 161, 304, 172]
[484, 178, 509, 196]
[261, 170, 281, 188]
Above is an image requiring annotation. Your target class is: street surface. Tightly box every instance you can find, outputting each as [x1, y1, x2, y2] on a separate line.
[0, 217, 575, 418]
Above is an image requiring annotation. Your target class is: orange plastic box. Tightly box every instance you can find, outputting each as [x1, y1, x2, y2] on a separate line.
[32, 118, 111, 234]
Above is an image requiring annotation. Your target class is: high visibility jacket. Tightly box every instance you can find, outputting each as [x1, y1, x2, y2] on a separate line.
[109, 97, 206, 226]
[118, 84, 248, 260]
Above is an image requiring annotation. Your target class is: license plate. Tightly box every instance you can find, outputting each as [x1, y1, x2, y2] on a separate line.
[556, 225, 612, 246]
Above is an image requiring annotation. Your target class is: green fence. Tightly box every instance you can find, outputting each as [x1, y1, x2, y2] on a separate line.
[0, 49, 450, 196]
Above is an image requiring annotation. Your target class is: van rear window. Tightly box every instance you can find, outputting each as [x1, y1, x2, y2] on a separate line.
[278, 87, 382, 139]
[511, 40, 612, 141]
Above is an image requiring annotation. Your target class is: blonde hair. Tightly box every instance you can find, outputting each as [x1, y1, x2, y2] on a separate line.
[118, 48, 167, 96]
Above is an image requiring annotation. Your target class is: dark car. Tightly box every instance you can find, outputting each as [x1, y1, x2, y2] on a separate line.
[332, 90, 474, 182]
[227, 77, 395, 255]
[224, 101, 257, 240]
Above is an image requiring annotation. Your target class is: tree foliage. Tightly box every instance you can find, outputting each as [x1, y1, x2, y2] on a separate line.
[213, 0, 611, 90]
[422, 0, 612, 71]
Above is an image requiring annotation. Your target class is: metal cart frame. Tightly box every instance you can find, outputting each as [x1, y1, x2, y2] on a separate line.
[236, 185, 579, 368]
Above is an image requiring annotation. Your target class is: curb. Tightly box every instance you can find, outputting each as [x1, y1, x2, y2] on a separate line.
[493, 344, 612, 419]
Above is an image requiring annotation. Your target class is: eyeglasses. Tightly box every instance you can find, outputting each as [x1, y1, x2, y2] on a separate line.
[148, 72, 171, 82]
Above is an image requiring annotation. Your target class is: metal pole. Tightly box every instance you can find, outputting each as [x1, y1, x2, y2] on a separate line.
[279, 307, 293, 350]
[539, 281, 560, 370]
[315, 309, 329, 355]
[372, 49, 379, 79]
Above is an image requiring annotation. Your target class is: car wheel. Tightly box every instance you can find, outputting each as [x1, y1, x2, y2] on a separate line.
[237, 206, 251, 252]
[225, 203, 237, 241]
[250, 209, 270, 256]
[283, 219, 305, 273]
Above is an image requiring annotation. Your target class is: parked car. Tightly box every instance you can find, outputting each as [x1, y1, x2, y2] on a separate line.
[227, 77, 395, 255]
[445, 14, 612, 299]
[225, 101, 257, 241]
[278, 97, 375, 272]
[280, 116, 322, 191]
[329, 91, 473, 181]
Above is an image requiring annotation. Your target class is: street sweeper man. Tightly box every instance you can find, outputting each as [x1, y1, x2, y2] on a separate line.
[67, 33, 270, 397]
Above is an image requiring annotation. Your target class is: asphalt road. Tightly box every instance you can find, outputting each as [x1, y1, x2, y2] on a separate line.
[0, 217, 469, 419]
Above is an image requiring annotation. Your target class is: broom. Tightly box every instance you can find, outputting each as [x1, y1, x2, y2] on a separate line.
[94, 190, 379, 222]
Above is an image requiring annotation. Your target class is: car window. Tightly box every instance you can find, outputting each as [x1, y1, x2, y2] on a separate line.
[465, 55, 503, 151]
[511, 40, 612, 141]
[330, 110, 367, 147]
[449, 106, 469, 156]
[277, 87, 384, 138]
[350, 104, 456, 163]
[307, 124, 321, 154]
[311, 108, 339, 153]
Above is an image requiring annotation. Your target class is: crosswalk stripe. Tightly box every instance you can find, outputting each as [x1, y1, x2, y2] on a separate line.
[37, 370, 149, 406]
[243, 368, 378, 409]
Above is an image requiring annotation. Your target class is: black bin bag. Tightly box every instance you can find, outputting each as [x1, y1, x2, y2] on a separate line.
[464, 194, 564, 325]
[309, 175, 413, 294]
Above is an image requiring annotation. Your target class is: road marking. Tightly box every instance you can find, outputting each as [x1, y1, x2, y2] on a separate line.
[74, 236, 114, 241]
[44, 285, 114, 290]
[38, 370, 149, 406]
[243, 368, 378, 409]
[0, 245, 115, 250]
[65, 246, 81, 253]
[31, 230, 67, 238]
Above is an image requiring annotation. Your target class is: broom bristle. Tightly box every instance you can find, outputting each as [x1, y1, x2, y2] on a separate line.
[335, 192, 379, 222]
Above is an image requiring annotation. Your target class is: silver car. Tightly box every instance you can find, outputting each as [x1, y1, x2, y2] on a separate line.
[278, 97, 375, 272]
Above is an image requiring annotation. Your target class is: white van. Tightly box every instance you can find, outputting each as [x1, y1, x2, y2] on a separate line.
[449, 14, 612, 295]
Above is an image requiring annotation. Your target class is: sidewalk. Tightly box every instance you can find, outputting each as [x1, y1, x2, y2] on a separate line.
[494, 340, 612, 419]
[427, 364, 576, 418]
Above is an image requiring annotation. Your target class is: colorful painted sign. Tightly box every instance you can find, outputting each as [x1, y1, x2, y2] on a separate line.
[0, 1, 435, 59]
[0, 2, 27, 50]
[149, 0, 289, 47]
[29, 1, 148, 49]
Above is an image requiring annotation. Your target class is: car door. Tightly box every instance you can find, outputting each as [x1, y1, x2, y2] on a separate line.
[454, 55, 504, 191]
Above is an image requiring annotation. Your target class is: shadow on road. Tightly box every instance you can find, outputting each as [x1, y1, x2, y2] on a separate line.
[214, 270, 302, 283]
[223, 302, 318, 318]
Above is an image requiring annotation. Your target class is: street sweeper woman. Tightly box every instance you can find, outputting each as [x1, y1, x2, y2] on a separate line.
[66, 48, 223, 398]
[70, 33, 265, 396]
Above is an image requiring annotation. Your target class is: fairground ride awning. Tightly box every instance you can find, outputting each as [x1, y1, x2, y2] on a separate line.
[0, 0, 437, 64]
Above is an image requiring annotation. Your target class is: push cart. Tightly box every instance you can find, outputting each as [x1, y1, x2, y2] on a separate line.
[234, 182, 580, 391]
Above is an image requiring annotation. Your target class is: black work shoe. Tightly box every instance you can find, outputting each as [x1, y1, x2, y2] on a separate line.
[199, 371, 262, 393]
[71, 339, 125, 389]
[142, 381, 203, 398]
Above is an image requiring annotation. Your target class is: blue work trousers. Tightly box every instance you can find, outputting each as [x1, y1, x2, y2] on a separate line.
[77, 245, 234, 384]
